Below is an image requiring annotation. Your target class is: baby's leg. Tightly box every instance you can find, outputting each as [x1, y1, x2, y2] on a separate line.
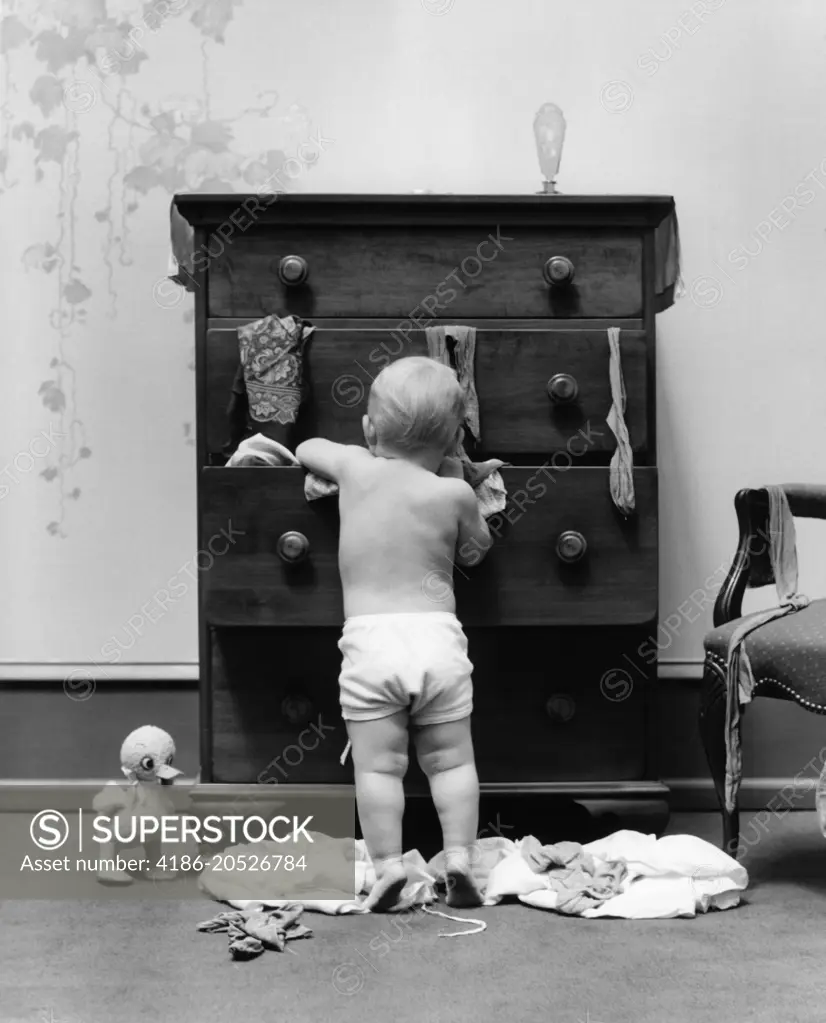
[413, 716, 482, 907]
[346, 711, 409, 911]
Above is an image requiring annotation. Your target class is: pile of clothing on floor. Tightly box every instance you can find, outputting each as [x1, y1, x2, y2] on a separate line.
[197, 829, 748, 958]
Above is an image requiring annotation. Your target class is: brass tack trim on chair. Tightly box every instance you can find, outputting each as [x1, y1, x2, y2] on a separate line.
[705, 649, 826, 712]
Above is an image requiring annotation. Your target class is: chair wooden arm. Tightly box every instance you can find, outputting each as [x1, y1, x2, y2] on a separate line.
[713, 484, 826, 627]
[781, 484, 826, 519]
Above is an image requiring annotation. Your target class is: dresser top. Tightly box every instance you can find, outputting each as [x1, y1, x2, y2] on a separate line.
[173, 193, 675, 229]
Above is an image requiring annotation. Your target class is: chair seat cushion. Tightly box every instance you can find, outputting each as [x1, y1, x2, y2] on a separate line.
[704, 598, 826, 710]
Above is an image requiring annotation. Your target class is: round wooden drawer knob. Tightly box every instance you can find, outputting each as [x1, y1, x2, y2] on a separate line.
[547, 373, 579, 403]
[277, 531, 310, 563]
[543, 255, 575, 286]
[556, 530, 587, 563]
[545, 694, 576, 723]
[278, 254, 309, 285]
[281, 694, 314, 725]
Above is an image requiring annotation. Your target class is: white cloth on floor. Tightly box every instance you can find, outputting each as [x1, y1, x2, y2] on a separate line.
[484, 830, 747, 918]
[199, 830, 746, 920]
[199, 837, 437, 915]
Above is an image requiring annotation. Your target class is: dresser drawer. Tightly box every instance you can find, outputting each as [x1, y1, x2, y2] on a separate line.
[208, 626, 646, 784]
[204, 327, 649, 459]
[210, 628, 352, 785]
[474, 330, 648, 455]
[454, 467, 657, 626]
[201, 466, 657, 627]
[472, 675, 644, 781]
[468, 630, 646, 782]
[207, 226, 643, 319]
[202, 467, 343, 626]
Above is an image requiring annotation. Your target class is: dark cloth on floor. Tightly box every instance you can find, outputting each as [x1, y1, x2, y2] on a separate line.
[520, 835, 627, 915]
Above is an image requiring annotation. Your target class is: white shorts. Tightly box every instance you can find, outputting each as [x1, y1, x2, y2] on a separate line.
[338, 612, 473, 725]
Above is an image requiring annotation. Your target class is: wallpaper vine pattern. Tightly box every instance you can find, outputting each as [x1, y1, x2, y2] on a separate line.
[0, 0, 317, 536]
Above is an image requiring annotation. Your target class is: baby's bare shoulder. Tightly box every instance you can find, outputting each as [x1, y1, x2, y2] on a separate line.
[338, 445, 375, 476]
[436, 475, 475, 502]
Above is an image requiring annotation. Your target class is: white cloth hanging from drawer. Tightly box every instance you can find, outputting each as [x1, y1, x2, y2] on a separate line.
[224, 434, 506, 520]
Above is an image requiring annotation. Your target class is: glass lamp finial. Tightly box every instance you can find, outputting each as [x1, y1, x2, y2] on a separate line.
[533, 103, 567, 194]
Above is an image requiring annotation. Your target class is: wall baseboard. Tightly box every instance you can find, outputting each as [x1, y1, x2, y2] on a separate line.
[665, 777, 819, 812]
[658, 660, 704, 682]
[0, 778, 199, 812]
[0, 659, 706, 682]
[0, 777, 817, 813]
[0, 663, 199, 682]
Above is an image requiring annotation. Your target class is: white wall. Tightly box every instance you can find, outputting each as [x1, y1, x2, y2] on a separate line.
[1, 0, 825, 677]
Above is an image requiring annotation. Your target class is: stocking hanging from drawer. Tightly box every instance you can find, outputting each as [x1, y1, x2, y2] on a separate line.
[606, 327, 635, 516]
[425, 326, 507, 517]
[425, 326, 481, 447]
[226, 313, 316, 455]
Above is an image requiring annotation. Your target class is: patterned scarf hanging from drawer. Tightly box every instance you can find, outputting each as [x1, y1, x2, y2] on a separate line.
[225, 313, 316, 456]
[238, 314, 316, 425]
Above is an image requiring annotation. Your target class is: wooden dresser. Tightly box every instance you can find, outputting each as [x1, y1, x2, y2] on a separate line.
[176, 194, 676, 835]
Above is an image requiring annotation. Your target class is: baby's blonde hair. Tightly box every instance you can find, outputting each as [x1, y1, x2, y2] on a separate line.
[367, 357, 464, 455]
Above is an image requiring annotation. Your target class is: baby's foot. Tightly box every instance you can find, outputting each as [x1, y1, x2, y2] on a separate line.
[445, 869, 483, 908]
[365, 860, 408, 912]
[444, 848, 483, 908]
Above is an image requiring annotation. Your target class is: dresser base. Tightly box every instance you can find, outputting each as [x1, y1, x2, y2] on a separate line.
[189, 780, 670, 851]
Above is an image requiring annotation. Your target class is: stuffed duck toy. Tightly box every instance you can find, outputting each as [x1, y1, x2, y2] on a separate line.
[92, 725, 185, 885]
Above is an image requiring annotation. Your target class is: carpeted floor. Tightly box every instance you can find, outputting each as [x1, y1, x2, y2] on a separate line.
[2, 811, 825, 1023]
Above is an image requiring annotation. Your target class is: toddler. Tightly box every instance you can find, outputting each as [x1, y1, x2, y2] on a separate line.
[296, 356, 492, 911]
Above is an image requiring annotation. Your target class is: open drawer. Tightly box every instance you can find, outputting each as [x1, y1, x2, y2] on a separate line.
[204, 327, 650, 461]
[200, 466, 657, 628]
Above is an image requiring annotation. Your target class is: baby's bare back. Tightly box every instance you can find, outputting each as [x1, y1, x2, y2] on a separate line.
[337, 458, 460, 617]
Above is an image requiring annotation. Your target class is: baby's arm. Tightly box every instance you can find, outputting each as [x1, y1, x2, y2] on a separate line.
[452, 481, 493, 567]
[295, 438, 371, 483]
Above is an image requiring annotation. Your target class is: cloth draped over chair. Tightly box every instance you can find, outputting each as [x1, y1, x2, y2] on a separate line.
[724, 486, 810, 812]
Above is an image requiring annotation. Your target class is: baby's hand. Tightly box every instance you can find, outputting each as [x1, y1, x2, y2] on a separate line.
[438, 456, 465, 479]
